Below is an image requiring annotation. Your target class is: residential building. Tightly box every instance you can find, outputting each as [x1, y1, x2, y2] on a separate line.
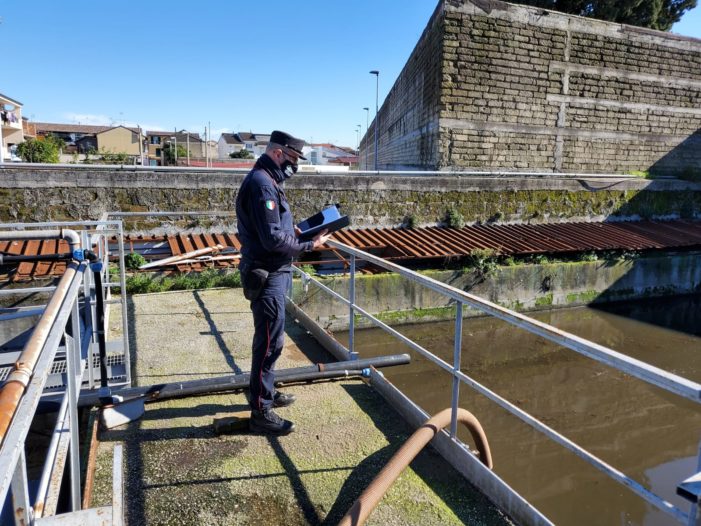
[96, 126, 144, 157]
[217, 132, 272, 159]
[146, 130, 206, 166]
[306, 143, 357, 166]
[217, 133, 244, 159]
[237, 132, 271, 158]
[34, 122, 142, 155]
[1, 93, 24, 162]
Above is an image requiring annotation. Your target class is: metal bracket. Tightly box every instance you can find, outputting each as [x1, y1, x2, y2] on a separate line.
[678, 471, 701, 503]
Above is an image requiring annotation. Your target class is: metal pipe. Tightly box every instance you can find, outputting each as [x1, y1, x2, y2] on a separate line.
[33, 392, 69, 518]
[0, 253, 73, 264]
[138, 244, 224, 270]
[0, 259, 81, 445]
[339, 408, 492, 526]
[76, 354, 410, 407]
[0, 228, 81, 253]
[0, 287, 57, 296]
[2, 161, 642, 178]
[0, 309, 44, 322]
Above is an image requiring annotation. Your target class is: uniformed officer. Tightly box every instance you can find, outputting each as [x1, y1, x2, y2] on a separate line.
[236, 130, 331, 435]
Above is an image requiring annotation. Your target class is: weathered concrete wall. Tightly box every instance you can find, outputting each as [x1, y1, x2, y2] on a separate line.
[291, 253, 701, 331]
[362, 3, 444, 170]
[2, 165, 701, 230]
[361, 0, 701, 174]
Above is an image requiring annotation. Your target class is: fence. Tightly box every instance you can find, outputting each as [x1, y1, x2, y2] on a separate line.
[0, 221, 129, 524]
[290, 238, 701, 526]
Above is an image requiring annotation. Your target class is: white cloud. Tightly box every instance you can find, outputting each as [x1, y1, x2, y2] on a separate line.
[62, 113, 166, 132]
[63, 112, 112, 125]
[206, 127, 231, 140]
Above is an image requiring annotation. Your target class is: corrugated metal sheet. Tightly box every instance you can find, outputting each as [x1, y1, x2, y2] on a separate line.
[2, 220, 701, 279]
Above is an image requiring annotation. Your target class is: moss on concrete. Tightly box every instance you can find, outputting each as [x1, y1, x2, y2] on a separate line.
[534, 293, 554, 307]
[92, 289, 510, 525]
[2, 175, 701, 226]
[565, 290, 600, 304]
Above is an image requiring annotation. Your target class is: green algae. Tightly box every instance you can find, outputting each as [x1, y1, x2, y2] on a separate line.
[534, 293, 553, 307]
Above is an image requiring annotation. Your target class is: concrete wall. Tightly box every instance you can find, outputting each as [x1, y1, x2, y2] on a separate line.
[291, 253, 701, 331]
[360, 0, 701, 174]
[2, 165, 701, 230]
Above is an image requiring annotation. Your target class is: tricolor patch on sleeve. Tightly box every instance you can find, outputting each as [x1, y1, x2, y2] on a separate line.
[265, 200, 276, 211]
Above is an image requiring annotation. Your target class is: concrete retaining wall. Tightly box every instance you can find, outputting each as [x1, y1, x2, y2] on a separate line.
[360, 0, 701, 174]
[2, 165, 701, 230]
[291, 252, 701, 330]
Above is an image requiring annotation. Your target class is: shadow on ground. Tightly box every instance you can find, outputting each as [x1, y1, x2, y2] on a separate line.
[284, 315, 507, 523]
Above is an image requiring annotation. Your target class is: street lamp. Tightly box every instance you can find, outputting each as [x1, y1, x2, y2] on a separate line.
[369, 70, 379, 171]
[362, 107, 369, 170]
[170, 136, 177, 165]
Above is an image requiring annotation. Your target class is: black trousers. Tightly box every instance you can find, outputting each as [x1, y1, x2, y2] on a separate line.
[248, 270, 291, 411]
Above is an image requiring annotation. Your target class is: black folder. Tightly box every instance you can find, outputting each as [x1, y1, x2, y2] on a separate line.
[296, 205, 350, 241]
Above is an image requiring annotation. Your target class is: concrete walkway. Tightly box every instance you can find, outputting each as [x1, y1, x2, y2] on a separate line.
[91, 288, 510, 525]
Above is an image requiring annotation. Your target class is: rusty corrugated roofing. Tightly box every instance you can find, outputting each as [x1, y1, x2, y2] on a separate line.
[2, 220, 701, 279]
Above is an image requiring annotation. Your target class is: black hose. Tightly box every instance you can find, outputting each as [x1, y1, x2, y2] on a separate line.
[0, 253, 74, 265]
[77, 353, 410, 407]
[93, 269, 109, 390]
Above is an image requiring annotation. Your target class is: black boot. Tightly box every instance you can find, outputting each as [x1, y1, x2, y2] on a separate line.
[273, 391, 296, 408]
[249, 409, 296, 435]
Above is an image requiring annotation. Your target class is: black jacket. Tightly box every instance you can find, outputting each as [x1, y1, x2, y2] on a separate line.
[236, 154, 312, 271]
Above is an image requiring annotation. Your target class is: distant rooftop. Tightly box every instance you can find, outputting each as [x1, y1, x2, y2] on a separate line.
[0, 93, 22, 107]
[147, 130, 203, 142]
[35, 122, 140, 134]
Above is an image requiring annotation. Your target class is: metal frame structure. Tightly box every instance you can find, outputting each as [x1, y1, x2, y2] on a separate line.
[291, 239, 701, 526]
[0, 220, 131, 390]
[0, 222, 129, 524]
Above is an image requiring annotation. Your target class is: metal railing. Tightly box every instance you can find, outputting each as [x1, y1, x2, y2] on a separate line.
[0, 221, 129, 524]
[291, 239, 701, 526]
[0, 220, 131, 391]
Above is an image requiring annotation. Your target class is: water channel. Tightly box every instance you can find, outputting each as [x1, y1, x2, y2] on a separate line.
[336, 294, 701, 526]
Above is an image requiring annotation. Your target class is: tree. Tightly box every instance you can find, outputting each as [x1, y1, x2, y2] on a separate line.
[16, 136, 62, 163]
[163, 142, 188, 165]
[508, 0, 696, 30]
[229, 149, 253, 159]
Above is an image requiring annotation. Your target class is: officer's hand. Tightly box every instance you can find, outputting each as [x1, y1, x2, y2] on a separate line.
[312, 229, 331, 249]
[294, 225, 302, 236]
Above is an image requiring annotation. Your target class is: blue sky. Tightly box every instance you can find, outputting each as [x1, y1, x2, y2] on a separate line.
[1, 1, 699, 149]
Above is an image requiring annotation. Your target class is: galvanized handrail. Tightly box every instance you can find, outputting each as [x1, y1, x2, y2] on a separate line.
[291, 238, 701, 525]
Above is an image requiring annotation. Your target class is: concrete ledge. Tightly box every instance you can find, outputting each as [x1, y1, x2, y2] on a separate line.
[292, 253, 701, 331]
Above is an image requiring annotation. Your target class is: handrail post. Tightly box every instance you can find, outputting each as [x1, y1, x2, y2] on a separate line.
[117, 222, 132, 386]
[450, 302, 463, 438]
[11, 450, 31, 525]
[66, 305, 82, 511]
[349, 254, 358, 360]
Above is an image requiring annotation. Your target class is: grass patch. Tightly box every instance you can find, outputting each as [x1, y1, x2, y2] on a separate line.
[124, 252, 147, 270]
[534, 293, 554, 307]
[627, 170, 653, 179]
[444, 206, 465, 229]
[116, 269, 241, 295]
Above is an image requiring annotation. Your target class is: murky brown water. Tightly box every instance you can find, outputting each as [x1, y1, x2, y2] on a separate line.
[336, 295, 701, 526]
